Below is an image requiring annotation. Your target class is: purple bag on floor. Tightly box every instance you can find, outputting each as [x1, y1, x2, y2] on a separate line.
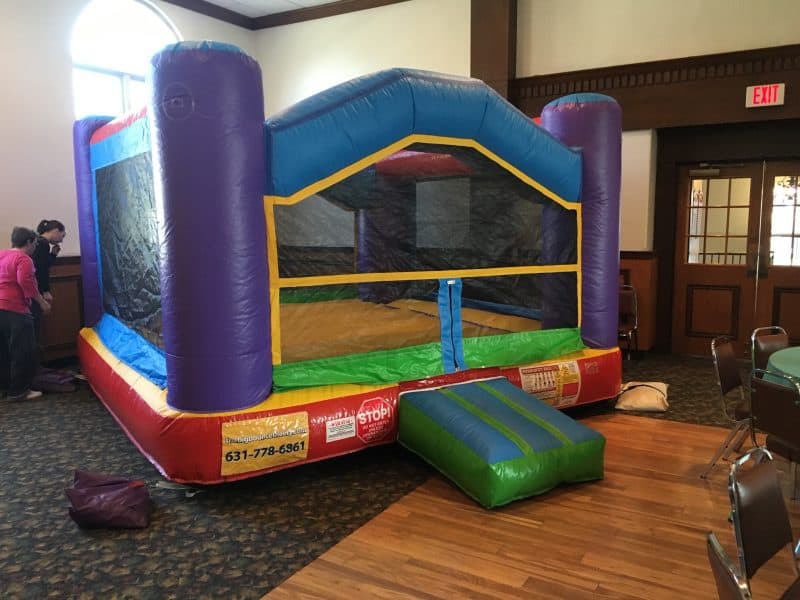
[65, 470, 151, 528]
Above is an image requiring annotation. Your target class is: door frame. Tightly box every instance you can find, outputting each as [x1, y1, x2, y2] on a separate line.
[653, 119, 800, 352]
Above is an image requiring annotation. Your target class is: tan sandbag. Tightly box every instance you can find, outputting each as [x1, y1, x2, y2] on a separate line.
[615, 381, 669, 412]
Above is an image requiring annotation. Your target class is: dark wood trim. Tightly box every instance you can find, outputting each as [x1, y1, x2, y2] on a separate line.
[510, 44, 800, 129]
[160, 0, 254, 29]
[40, 259, 84, 361]
[684, 284, 740, 339]
[773, 287, 800, 342]
[470, 0, 517, 97]
[53, 255, 82, 266]
[620, 251, 655, 260]
[254, 0, 411, 29]
[161, 0, 411, 30]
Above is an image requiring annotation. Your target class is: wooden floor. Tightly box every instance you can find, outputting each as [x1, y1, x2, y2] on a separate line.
[265, 414, 800, 599]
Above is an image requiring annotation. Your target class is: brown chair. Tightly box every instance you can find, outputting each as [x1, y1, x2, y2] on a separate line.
[706, 531, 751, 599]
[618, 284, 638, 360]
[728, 447, 800, 597]
[751, 326, 789, 372]
[750, 370, 800, 500]
[701, 336, 753, 479]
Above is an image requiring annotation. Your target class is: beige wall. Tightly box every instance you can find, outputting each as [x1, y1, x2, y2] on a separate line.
[620, 130, 657, 252]
[517, 0, 800, 76]
[254, 0, 471, 115]
[0, 0, 252, 256]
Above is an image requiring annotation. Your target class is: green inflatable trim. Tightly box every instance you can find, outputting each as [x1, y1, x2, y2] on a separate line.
[398, 401, 605, 508]
[462, 327, 584, 370]
[280, 286, 358, 303]
[273, 327, 584, 389]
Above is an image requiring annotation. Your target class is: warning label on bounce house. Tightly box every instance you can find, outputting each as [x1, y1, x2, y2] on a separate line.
[356, 398, 394, 444]
[519, 362, 581, 407]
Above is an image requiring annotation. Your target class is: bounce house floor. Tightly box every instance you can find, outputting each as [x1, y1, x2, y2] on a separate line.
[280, 299, 540, 362]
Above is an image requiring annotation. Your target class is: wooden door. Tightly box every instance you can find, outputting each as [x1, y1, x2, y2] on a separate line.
[672, 161, 800, 356]
[671, 163, 763, 356]
[755, 162, 800, 345]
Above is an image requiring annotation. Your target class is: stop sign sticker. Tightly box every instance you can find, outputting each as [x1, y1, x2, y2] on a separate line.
[356, 398, 394, 444]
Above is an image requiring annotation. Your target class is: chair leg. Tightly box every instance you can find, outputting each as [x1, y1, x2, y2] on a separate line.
[729, 425, 750, 454]
[792, 462, 799, 501]
[700, 421, 748, 479]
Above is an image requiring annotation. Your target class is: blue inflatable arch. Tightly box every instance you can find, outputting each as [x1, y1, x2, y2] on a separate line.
[265, 68, 581, 203]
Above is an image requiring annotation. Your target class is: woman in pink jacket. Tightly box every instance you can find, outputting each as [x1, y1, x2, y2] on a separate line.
[0, 227, 51, 400]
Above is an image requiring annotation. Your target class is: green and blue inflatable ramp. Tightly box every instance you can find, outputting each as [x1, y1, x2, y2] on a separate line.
[398, 377, 605, 508]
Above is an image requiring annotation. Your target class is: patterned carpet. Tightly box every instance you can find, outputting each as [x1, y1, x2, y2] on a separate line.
[0, 353, 727, 599]
[569, 352, 732, 428]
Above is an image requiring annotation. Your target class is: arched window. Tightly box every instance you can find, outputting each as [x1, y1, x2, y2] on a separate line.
[71, 0, 181, 118]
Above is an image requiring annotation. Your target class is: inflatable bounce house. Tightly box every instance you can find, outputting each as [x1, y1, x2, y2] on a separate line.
[73, 42, 621, 506]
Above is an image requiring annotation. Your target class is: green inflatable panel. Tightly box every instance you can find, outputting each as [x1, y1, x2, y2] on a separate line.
[398, 377, 605, 508]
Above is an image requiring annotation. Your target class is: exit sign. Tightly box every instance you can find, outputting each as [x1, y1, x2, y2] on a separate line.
[745, 83, 785, 108]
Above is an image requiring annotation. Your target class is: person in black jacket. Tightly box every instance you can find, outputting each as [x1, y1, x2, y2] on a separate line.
[31, 219, 65, 339]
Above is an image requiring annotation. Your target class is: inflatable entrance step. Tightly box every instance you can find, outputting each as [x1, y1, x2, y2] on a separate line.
[398, 377, 605, 508]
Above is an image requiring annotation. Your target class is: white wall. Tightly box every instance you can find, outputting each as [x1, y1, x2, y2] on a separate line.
[0, 0, 252, 256]
[620, 130, 657, 251]
[517, 0, 800, 76]
[253, 0, 471, 115]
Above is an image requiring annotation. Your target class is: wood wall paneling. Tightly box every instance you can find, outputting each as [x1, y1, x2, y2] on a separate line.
[685, 285, 740, 340]
[619, 253, 657, 351]
[510, 45, 800, 129]
[39, 257, 83, 362]
[773, 287, 800, 345]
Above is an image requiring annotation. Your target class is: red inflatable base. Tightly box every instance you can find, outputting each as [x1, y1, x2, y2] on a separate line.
[79, 332, 621, 484]
[502, 348, 622, 409]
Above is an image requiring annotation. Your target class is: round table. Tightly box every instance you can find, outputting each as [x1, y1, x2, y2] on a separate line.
[766, 346, 800, 382]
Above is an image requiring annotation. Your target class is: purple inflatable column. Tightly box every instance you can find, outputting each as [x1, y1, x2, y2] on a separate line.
[149, 42, 271, 411]
[73, 117, 113, 327]
[540, 94, 622, 348]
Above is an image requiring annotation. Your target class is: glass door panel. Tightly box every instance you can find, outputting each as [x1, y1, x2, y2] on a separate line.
[685, 175, 751, 266]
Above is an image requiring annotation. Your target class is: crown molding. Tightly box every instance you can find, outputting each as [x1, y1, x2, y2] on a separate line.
[510, 44, 800, 129]
[161, 0, 411, 30]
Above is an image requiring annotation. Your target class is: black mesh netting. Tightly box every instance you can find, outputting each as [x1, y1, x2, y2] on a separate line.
[275, 143, 577, 281]
[95, 152, 163, 347]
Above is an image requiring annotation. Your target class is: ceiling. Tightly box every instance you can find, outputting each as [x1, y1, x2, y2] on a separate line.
[164, 0, 409, 29]
[200, 0, 339, 18]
